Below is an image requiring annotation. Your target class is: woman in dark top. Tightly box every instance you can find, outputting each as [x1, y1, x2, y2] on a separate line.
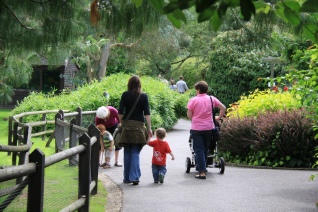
[118, 75, 152, 185]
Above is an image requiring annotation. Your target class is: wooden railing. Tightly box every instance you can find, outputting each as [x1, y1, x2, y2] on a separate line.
[0, 125, 100, 211]
[7, 108, 96, 158]
[0, 108, 101, 211]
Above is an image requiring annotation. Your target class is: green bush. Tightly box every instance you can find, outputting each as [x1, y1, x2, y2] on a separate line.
[12, 73, 189, 130]
[206, 33, 287, 108]
[219, 109, 317, 168]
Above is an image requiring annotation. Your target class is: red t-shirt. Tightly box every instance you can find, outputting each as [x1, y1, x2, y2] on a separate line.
[148, 139, 172, 166]
[95, 106, 120, 128]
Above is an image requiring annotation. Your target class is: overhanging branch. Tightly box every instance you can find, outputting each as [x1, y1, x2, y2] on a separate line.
[3, 2, 32, 30]
[110, 40, 140, 48]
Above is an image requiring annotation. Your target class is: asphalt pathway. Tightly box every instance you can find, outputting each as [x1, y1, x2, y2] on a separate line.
[100, 119, 318, 212]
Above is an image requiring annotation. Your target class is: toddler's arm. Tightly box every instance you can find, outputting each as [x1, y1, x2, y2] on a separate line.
[99, 135, 105, 152]
[169, 152, 175, 160]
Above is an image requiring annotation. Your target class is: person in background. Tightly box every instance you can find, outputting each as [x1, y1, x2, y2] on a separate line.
[169, 80, 177, 91]
[95, 106, 122, 167]
[118, 75, 153, 185]
[96, 124, 114, 169]
[147, 128, 175, 184]
[187, 81, 226, 179]
[176, 75, 189, 94]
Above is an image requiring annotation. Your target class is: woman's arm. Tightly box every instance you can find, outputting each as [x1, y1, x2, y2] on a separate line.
[118, 114, 123, 124]
[187, 110, 192, 119]
[145, 115, 153, 137]
[215, 103, 226, 121]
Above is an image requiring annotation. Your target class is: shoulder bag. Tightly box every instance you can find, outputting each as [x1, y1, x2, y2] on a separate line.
[210, 96, 220, 151]
[113, 93, 141, 147]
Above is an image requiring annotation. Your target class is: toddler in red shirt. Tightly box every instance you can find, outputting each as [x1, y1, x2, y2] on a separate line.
[147, 128, 175, 184]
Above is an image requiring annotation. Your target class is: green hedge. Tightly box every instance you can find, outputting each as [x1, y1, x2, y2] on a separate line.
[12, 74, 190, 131]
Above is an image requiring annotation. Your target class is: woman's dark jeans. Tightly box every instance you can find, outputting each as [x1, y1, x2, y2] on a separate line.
[191, 130, 212, 173]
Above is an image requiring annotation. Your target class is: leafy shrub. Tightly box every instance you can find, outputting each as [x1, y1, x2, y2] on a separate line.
[219, 109, 317, 167]
[12, 73, 189, 130]
[218, 116, 258, 159]
[227, 89, 301, 118]
[207, 44, 272, 108]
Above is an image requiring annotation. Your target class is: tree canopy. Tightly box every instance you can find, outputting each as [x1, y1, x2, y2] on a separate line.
[137, 0, 318, 43]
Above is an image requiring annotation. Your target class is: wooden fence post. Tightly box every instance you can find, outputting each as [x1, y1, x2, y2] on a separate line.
[28, 149, 45, 212]
[12, 122, 18, 166]
[16, 126, 32, 184]
[41, 113, 46, 141]
[69, 118, 78, 166]
[7, 116, 13, 156]
[88, 124, 100, 195]
[78, 133, 91, 212]
[76, 107, 82, 127]
[54, 113, 63, 153]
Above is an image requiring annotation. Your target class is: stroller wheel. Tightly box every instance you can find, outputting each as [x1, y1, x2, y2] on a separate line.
[185, 157, 191, 173]
[219, 157, 225, 174]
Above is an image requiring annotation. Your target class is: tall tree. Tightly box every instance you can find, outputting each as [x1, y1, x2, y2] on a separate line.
[89, 0, 160, 80]
[0, 0, 86, 103]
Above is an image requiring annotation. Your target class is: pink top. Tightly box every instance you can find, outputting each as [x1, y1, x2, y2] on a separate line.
[187, 94, 221, 130]
[95, 106, 120, 128]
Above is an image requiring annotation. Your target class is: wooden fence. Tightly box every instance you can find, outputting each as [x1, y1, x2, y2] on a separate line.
[7, 108, 96, 156]
[0, 108, 101, 211]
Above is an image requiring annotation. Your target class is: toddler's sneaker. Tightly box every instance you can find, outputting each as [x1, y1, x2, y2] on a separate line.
[159, 173, 164, 184]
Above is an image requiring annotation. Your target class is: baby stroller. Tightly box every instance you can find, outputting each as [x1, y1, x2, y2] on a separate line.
[185, 134, 225, 174]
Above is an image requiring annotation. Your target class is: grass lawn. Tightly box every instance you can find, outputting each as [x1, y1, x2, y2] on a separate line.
[0, 109, 107, 211]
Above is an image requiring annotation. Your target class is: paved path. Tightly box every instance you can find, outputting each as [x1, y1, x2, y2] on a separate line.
[99, 119, 318, 212]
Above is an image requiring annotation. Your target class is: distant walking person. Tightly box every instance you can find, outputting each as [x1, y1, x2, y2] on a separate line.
[169, 80, 177, 91]
[147, 128, 175, 184]
[176, 75, 189, 94]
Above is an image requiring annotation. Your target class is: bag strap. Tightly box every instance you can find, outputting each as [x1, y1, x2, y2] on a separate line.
[123, 93, 141, 123]
[209, 96, 217, 123]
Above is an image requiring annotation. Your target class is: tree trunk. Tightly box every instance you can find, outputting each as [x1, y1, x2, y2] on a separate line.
[98, 42, 111, 81]
[86, 55, 92, 83]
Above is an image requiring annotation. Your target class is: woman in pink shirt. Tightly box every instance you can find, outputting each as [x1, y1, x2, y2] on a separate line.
[187, 81, 226, 179]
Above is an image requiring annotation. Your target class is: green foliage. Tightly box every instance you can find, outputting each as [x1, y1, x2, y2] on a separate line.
[71, 35, 135, 86]
[98, 0, 160, 38]
[143, 0, 318, 43]
[0, 0, 79, 52]
[131, 20, 183, 76]
[12, 74, 188, 131]
[227, 89, 302, 118]
[220, 109, 317, 168]
[0, 52, 37, 104]
[282, 44, 318, 137]
[207, 36, 275, 107]
[169, 57, 207, 89]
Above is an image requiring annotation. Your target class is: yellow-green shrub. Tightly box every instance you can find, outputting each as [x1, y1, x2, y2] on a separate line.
[227, 89, 301, 118]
